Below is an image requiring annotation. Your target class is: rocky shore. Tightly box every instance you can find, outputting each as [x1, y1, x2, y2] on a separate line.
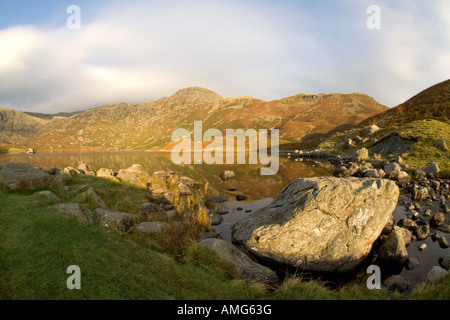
[0, 160, 448, 293]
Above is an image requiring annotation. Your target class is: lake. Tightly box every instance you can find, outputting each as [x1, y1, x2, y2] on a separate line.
[0, 151, 332, 201]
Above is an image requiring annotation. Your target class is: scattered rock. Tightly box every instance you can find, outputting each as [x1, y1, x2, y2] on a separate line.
[438, 256, 450, 271]
[44, 168, 58, 175]
[55, 203, 94, 225]
[61, 167, 81, 175]
[435, 139, 448, 151]
[236, 195, 248, 201]
[179, 176, 197, 188]
[209, 212, 224, 226]
[412, 187, 429, 201]
[117, 164, 150, 185]
[135, 222, 168, 234]
[405, 257, 420, 270]
[384, 162, 401, 178]
[77, 163, 96, 175]
[177, 183, 192, 195]
[35, 190, 61, 202]
[0, 162, 54, 191]
[215, 210, 229, 216]
[364, 125, 380, 136]
[139, 202, 164, 217]
[418, 243, 427, 251]
[398, 218, 417, 231]
[232, 177, 399, 272]
[352, 148, 369, 162]
[198, 231, 218, 242]
[438, 236, 449, 249]
[96, 168, 115, 178]
[414, 224, 430, 241]
[384, 275, 410, 293]
[422, 162, 440, 179]
[430, 212, 446, 227]
[424, 266, 449, 284]
[79, 187, 108, 209]
[96, 208, 135, 233]
[210, 196, 228, 203]
[219, 170, 235, 180]
[378, 227, 409, 266]
[198, 238, 278, 287]
[396, 171, 410, 188]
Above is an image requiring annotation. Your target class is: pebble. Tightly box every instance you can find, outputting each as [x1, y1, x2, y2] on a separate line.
[419, 243, 427, 251]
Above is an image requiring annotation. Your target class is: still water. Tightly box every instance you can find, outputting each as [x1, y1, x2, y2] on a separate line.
[0, 151, 332, 201]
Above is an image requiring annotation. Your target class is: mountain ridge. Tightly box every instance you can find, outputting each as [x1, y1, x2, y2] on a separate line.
[2, 86, 388, 152]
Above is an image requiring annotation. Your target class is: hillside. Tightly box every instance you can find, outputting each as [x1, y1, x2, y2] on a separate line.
[14, 87, 387, 152]
[0, 108, 50, 144]
[360, 79, 450, 129]
[318, 79, 450, 173]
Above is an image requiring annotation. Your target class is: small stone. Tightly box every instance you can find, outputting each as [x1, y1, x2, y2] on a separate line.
[220, 170, 235, 180]
[35, 190, 61, 202]
[135, 222, 168, 234]
[438, 256, 450, 271]
[431, 232, 442, 242]
[384, 275, 410, 293]
[414, 224, 429, 240]
[209, 212, 224, 226]
[405, 257, 420, 270]
[425, 266, 449, 284]
[215, 210, 229, 215]
[424, 209, 432, 217]
[210, 196, 228, 203]
[418, 243, 427, 251]
[430, 212, 446, 227]
[438, 236, 449, 249]
[236, 195, 248, 201]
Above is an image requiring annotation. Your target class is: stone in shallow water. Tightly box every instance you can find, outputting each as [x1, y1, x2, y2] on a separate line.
[232, 177, 399, 272]
[210, 196, 228, 203]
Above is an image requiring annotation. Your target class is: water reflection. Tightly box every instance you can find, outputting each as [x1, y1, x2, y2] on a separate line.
[0, 151, 332, 200]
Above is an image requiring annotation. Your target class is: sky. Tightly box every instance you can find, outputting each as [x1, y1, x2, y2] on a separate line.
[0, 0, 449, 113]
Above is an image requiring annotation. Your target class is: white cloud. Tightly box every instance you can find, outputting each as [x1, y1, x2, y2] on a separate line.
[0, 0, 448, 113]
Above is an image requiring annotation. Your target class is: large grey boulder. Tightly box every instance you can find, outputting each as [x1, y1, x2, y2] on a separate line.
[232, 177, 399, 272]
[0, 162, 54, 191]
[96, 208, 135, 233]
[198, 238, 278, 287]
[55, 203, 94, 225]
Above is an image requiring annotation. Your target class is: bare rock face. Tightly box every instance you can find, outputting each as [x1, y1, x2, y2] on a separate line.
[0, 162, 54, 191]
[232, 177, 399, 272]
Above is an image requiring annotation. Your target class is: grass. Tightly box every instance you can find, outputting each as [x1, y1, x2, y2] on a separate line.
[0, 174, 449, 300]
[395, 120, 450, 177]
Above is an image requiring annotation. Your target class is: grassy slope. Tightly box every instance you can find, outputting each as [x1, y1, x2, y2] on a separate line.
[319, 119, 450, 175]
[0, 175, 448, 300]
[396, 120, 450, 175]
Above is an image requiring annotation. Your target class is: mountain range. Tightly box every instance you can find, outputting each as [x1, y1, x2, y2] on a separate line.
[1, 87, 387, 152]
[1, 80, 448, 154]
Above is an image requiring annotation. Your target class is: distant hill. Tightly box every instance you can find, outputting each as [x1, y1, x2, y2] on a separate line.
[0, 108, 50, 144]
[13, 87, 387, 152]
[24, 111, 84, 120]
